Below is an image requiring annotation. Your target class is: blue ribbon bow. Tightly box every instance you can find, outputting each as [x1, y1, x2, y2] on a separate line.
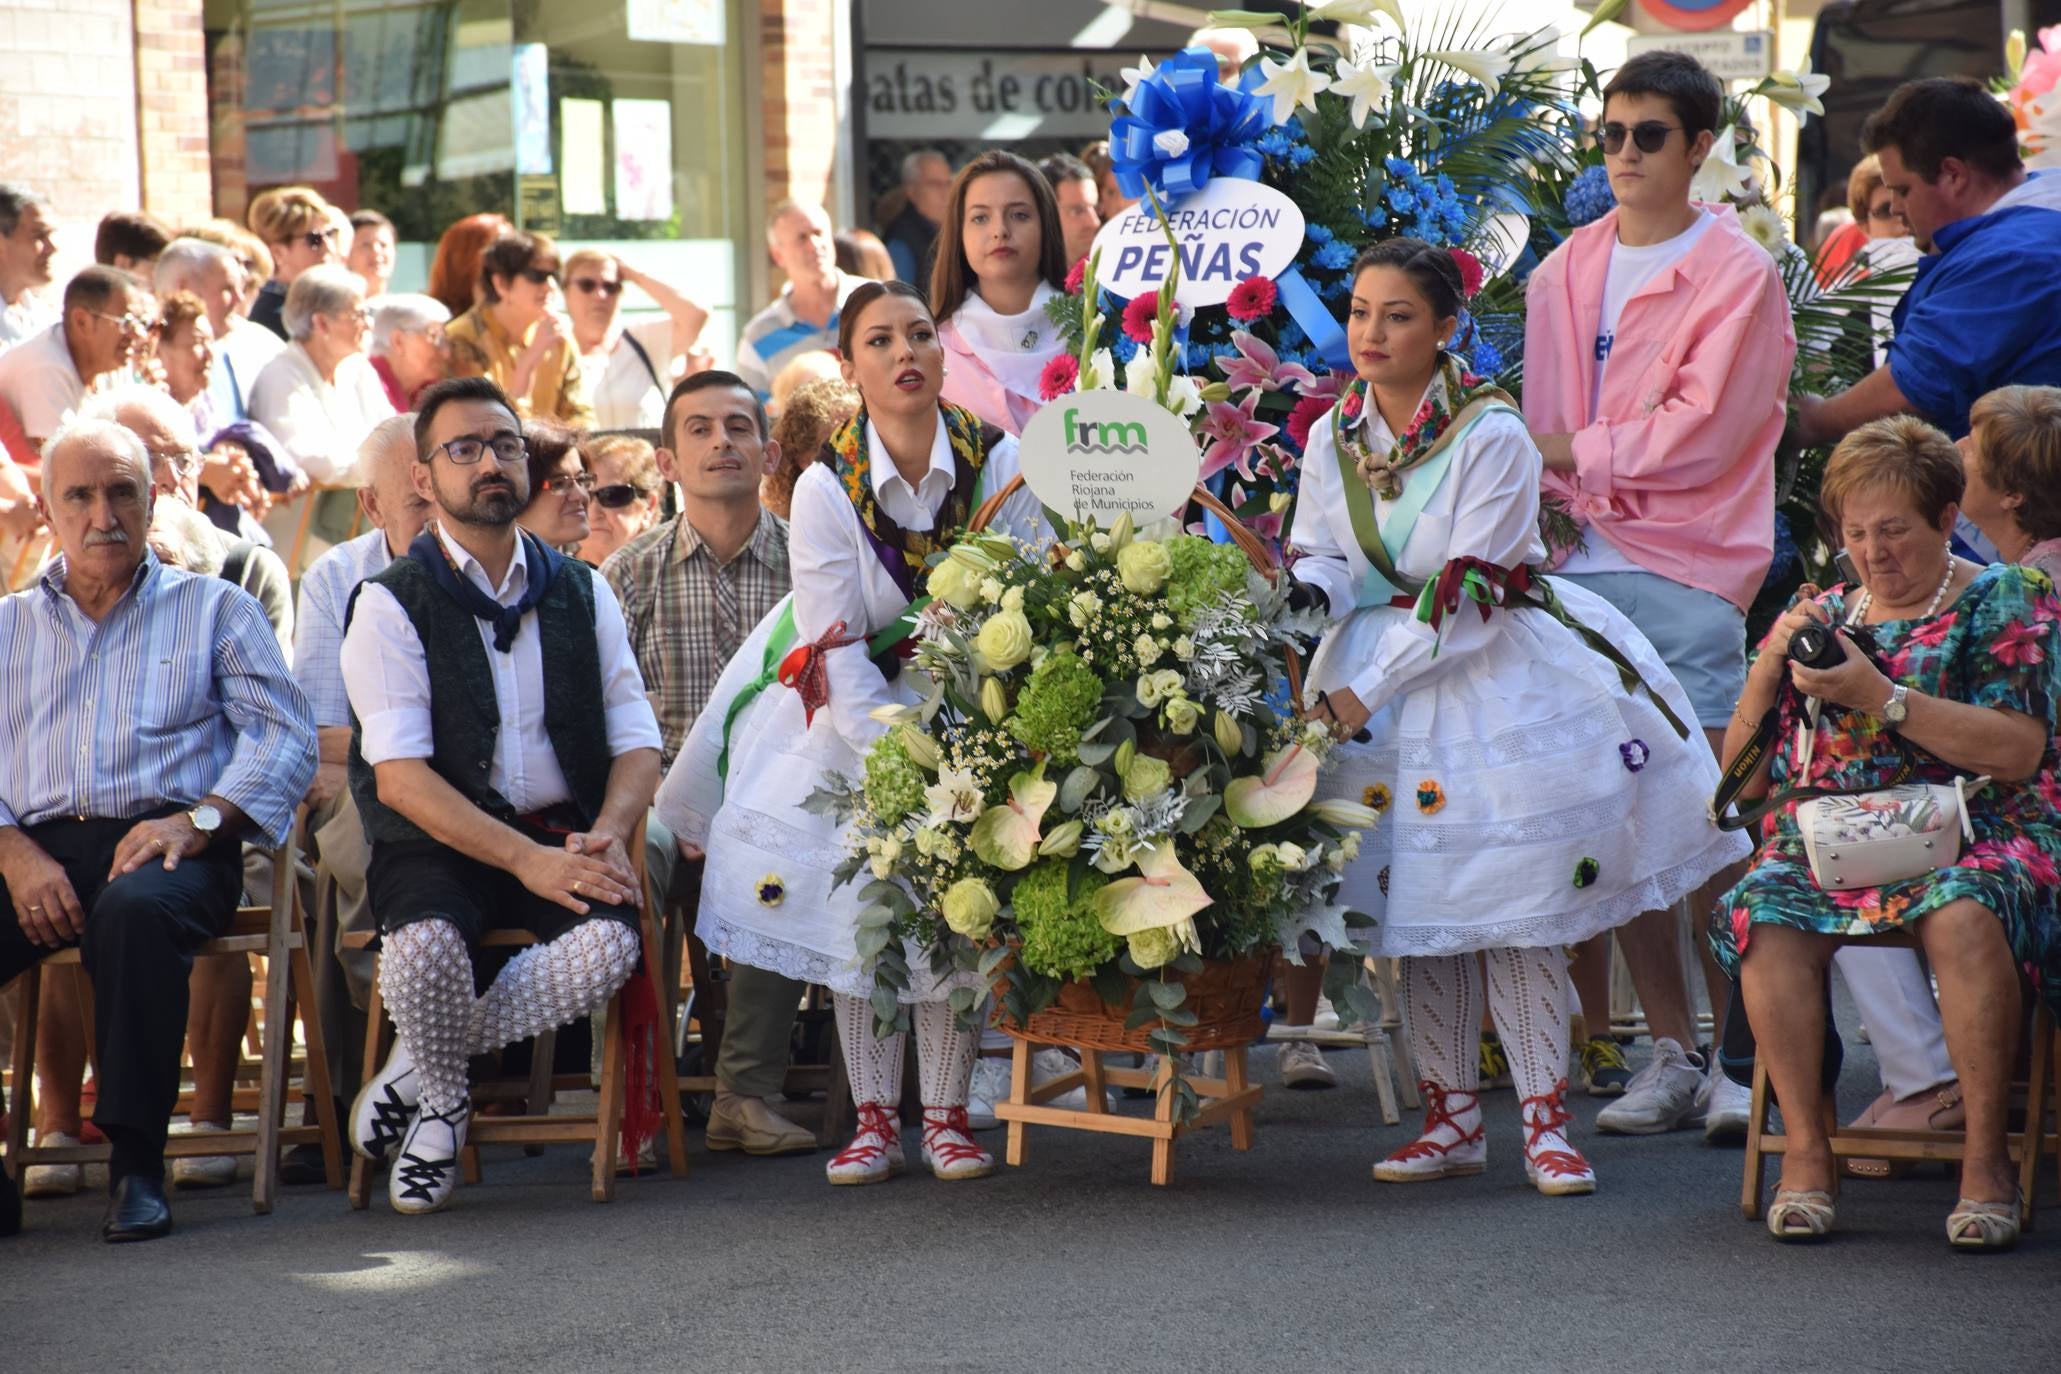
[1110, 47, 1268, 202]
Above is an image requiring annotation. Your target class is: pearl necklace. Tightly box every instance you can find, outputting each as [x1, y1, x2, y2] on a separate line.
[1856, 552, 1958, 622]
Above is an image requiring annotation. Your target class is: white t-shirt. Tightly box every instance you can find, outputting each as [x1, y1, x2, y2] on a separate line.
[0, 322, 85, 443]
[1561, 211, 1714, 577]
[0, 291, 58, 354]
[583, 317, 676, 432]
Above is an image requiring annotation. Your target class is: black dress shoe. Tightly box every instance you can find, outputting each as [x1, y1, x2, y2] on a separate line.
[280, 1142, 329, 1186]
[102, 1174, 173, 1243]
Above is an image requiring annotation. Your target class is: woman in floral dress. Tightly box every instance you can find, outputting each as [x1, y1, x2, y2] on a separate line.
[1711, 416, 2061, 1248]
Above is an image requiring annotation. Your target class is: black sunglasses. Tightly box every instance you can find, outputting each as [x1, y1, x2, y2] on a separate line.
[518, 266, 556, 285]
[591, 482, 647, 509]
[1594, 121, 1682, 156]
[302, 228, 341, 250]
[569, 277, 623, 297]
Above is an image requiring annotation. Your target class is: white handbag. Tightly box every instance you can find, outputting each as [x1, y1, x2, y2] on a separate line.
[1796, 775, 1988, 892]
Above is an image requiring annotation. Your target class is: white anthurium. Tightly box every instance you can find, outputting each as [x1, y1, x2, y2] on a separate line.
[1255, 46, 1332, 126]
[1311, 0, 1404, 31]
[1690, 128, 1752, 204]
[1428, 49, 1513, 101]
[1118, 54, 1155, 110]
[1331, 57, 1401, 129]
[1765, 57, 1831, 124]
[1152, 128, 1192, 159]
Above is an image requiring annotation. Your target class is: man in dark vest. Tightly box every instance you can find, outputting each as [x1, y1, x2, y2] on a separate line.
[338, 376, 662, 1214]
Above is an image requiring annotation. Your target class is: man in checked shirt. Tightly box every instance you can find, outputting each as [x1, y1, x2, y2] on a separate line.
[601, 370, 814, 1157]
[0, 418, 315, 1243]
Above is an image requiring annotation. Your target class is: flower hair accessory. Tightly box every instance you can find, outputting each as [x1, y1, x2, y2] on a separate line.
[755, 875, 786, 908]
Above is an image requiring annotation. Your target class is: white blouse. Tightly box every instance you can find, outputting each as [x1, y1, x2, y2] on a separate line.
[247, 342, 397, 485]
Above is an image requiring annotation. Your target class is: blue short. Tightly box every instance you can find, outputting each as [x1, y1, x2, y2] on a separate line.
[1555, 570, 1746, 731]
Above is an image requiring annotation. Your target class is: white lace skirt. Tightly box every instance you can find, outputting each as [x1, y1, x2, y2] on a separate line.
[1307, 578, 1751, 957]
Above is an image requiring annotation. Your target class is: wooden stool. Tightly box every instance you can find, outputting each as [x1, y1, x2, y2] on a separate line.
[3, 846, 345, 1213]
[345, 899, 688, 1208]
[996, 1041, 1261, 1187]
[1742, 987, 2059, 1226]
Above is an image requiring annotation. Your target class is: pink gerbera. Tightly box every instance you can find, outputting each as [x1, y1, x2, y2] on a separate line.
[1064, 256, 1088, 295]
[1286, 392, 1335, 449]
[1449, 247, 1485, 299]
[1226, 275, 1278, 322]
[1038, 352, 1080, 400]
[1120, 293, 1159, 344]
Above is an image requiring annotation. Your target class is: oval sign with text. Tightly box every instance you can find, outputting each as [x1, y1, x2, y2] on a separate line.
[1018, 388, 1201, 527]
[1089, 178, 1306, 309]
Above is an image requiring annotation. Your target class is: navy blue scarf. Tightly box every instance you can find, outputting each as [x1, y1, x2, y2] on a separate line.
[407, 525, 558, 652]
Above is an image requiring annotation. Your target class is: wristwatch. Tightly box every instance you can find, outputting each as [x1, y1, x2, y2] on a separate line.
[1880, 683, 1910, 726]
[186, 802, 223, 842]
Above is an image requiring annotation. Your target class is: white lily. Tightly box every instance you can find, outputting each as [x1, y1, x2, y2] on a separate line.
[1428, 48, 1513, 101]
[1311, 0, 1404, 30]
[1254, 46, 1332, 126]
[923, 764, 987, 826]
[1163, 374, 1204, 419]
[1508, 27, 1580, 77]
[1765, 56, 1831, 124]
[1118, 54, 1155, 110]
[1081, 347, 1117, 391]
[1690, 126, 1751, 204]
[1330, 56, 1401, 129]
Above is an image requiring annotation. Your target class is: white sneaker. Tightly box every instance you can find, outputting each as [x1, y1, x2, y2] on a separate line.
[1702, 1071, 1754, 1145]
[389, 1102, 468, 1215]
[965, 1058, 1011, 1130]
[23, 1131, 82, 1198]
[1595, 1037, 1707, 1135]
[170, 1121, 238, 1189]
[1311, 995, 1342, 1033]
[1031, 1047, 1109, 1110]
[1279, 1040, 1337, 1090]
[349, 1038, 420, 1161]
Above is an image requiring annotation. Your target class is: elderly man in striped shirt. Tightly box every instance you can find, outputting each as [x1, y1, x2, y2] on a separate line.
[0, 417, 316, 1244]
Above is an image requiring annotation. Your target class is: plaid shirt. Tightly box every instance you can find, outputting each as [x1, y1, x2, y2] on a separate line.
[602, 507, 791, 767]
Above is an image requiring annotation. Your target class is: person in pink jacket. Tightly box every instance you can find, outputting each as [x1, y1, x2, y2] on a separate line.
[929, 150, 1070, 437]
[1523, 50, 1797, 1138]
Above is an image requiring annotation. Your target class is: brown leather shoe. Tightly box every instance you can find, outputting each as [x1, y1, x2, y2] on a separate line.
[704, 1092, 817, 1156]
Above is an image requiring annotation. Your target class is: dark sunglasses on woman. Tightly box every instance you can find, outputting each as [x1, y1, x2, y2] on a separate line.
[518, 266, 557, 285]
[590, 482, 647, 509]
[1593, 121, 1682, 155]
[568, 277, 624, 297]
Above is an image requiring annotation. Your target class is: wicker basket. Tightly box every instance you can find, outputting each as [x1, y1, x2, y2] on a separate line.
[990, 945, 1278, 1054]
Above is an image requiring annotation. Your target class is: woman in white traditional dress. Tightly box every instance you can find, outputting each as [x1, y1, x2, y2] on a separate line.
[1292, 239, 1749, 1195]
[656, 279, 1044, 1185]
[930, 150, 1071, 436]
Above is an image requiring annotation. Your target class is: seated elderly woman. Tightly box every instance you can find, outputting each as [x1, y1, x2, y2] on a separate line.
[248, 264, 397, 487]
[515, 418, 593, 557]
[575, 432, 662, 567]
[368, 293, 450, 412]
[1960, 385, 2061, 585]
[1712, 416, 2061, 1250]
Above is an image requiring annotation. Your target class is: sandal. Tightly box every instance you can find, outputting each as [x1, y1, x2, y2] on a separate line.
[1844, 1081, 1963, 1180]
[1946, 1192, 2023, 1251]
[1767, 1187, 1836, 1242]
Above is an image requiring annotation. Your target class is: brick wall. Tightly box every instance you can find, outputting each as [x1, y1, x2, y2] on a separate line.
[759, 0, 841, 214]
[0, 0, 143, 271]
[133, 0, 214, 226]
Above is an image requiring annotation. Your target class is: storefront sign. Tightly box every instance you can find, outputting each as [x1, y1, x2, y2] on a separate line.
[865, 48, 1131, 139]
[1018, 389, 1201, 526]
[1089, 178, 1305, 309]
[1626, 29, 1772, 79]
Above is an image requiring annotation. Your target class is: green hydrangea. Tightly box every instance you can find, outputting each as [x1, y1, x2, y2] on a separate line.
[1005, 649, 1104, 765]
[863, 730, 926, 825]
[1013, 859, 1119, 982]
[1163, 535, 1251, 625]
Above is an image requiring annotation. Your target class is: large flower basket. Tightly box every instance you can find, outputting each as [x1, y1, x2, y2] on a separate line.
[989, 943, 1278, 1055]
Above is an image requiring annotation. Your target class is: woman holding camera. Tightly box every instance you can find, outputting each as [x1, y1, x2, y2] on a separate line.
[1712, 416, 2061, 1248]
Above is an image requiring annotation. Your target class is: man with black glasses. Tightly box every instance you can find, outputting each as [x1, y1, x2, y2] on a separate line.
[339, 376, 662, 1214]
[0, 266, 154, 449]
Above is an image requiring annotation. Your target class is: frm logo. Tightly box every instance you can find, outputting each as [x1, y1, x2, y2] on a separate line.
[1062, 408, 1150, 454]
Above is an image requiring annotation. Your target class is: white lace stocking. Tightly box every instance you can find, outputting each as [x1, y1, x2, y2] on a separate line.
[1481, 945, 1573, 1105]
[834, 991, 905, 1108]
[472, 921, 642, 1054]
[380, 920, 476, 1116]
[914, 1001, 977, 1108]
[1401, 954, 1482, 1092]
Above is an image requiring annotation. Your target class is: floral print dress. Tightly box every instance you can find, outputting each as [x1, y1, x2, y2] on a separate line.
[1710, 564, 2061, 1012]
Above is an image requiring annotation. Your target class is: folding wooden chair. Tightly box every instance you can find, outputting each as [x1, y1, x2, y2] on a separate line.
[4, 845, 345, 1213]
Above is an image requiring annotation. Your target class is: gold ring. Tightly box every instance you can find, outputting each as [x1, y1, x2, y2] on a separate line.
[573, 880, 583, 895]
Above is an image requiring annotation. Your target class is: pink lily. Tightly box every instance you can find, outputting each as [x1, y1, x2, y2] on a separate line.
[1198, 390, 1280, 480]
[1214, 330, 1317, 395]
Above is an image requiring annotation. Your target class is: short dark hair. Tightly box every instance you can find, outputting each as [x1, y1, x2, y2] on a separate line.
[1862, 77, 2023, 182]
[662, 369, 768, 448]
[349, 208, 394, 233]
[1348, 237, 1465, 322]
[94, 211, 172, 267]
[63, 264, 146, 316]
[414, 376, 517, 460]
[0, 181, 48, 237]
[1601, 50, 1723, 139]
[521, 417, 586, 497]
[477, 229, 557, 304]
[1039, 153, 1095, 190]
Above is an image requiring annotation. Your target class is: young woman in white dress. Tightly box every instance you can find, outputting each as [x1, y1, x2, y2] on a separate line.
[1292, 239, 1749, 1194]
[931, 150, 1071, 436]
[656, 280, 1045, 1185]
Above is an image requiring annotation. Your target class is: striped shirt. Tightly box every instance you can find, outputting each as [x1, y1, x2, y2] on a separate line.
[0, 551, 318, 846]
[295, 528, 395, 729]
[733, 272, 862, 399]
[602, 507, 790, 768]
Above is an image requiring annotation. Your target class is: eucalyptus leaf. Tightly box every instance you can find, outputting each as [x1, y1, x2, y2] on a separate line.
[870, 984, 899, 1031]
[1076, 740, 1117, 767]
[1177, 795, 1221, 834]
[1060, 765, 1101, 813]
[947, 985, 978, 1015]
[977, 944, 1013, 978]
[854, 925, 892, 960]
[1125, 1006, 1160, 1030]
[1156, 1005, 1198, 1028]
[1146, 980, 1187, 1011]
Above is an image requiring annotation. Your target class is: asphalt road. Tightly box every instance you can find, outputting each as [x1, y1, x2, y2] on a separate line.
[4, 1034, 2056, 1374]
